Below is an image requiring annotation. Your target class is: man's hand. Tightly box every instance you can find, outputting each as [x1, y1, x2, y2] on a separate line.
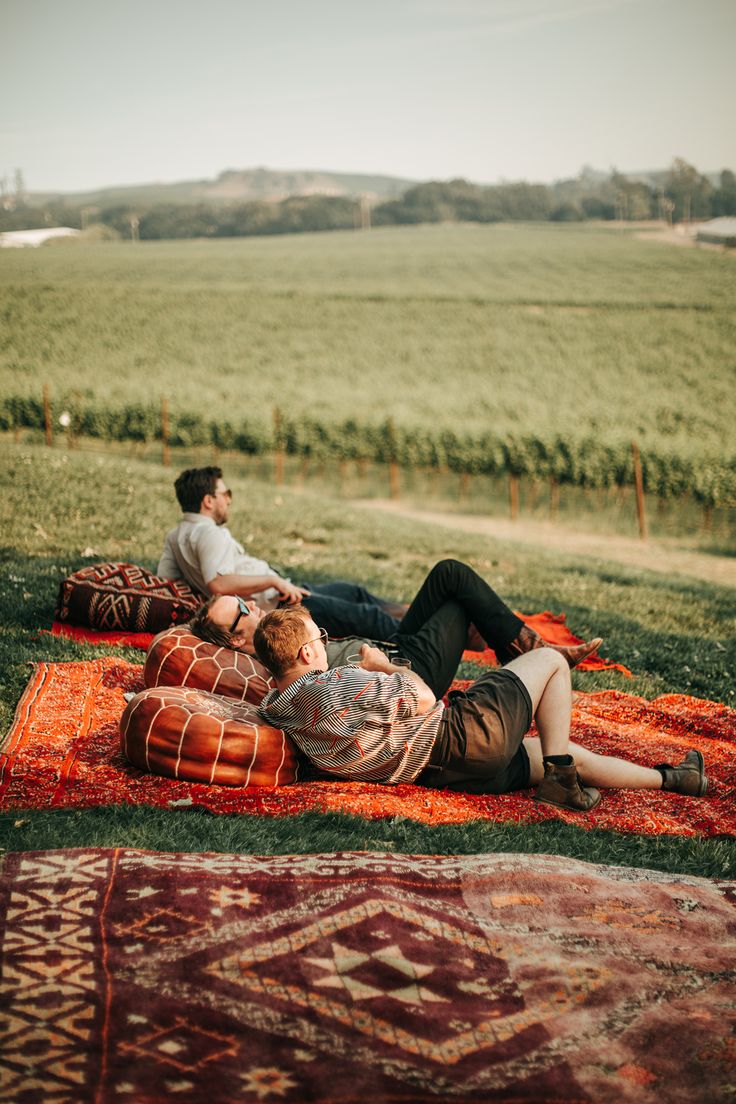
[358, 644, 394, 673]
[358, 644, 437, 713]
[274, 578, 311, 605]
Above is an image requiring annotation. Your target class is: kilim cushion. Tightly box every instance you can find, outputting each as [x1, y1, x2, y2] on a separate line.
[144, 625, 275, 705]
[120, 685, 301, 786]
[55, 562, 203, 635]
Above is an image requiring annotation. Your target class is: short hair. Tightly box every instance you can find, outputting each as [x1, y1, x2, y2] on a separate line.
[188, 598, 233, 649]
[253, 606, 311, 680]
[174, 466, 223, 513]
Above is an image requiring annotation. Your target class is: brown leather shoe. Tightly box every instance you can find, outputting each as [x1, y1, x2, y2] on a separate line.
[533, 761, 601, 812]
[465, 623, 487, 652]
[657, 750, 708, 797]
[497, 623, 603, 669]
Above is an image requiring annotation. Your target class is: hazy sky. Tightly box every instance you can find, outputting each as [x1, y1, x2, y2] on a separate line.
[2, 0, 734, 193]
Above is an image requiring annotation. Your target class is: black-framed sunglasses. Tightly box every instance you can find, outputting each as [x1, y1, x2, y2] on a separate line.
[229, 596, 251, 633]
[214, 487, 232, 501]
[296, 627, 328, 659]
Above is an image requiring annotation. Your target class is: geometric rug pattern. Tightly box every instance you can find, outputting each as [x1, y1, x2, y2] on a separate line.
[0, 848, 734, 1103]
[1, 658, 735, 836]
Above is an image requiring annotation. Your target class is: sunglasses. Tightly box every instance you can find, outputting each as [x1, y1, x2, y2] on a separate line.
[228, 596, 251, 633]
[214, 487, 232, 500]
[296, 627, 328, 659]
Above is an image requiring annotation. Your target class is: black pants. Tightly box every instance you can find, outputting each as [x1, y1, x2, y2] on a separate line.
[302, 582, 401, 641]
[394, 559, 523, 698]
[303, 560, 522, 697]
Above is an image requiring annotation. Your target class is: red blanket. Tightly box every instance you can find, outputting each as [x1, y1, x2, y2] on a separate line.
[1, 658, 731, 835]
[50, 609, 631, 675]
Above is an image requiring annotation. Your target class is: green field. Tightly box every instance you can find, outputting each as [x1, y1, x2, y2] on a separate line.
[0, 437, 734, 873]
[2, 224, 735, 505]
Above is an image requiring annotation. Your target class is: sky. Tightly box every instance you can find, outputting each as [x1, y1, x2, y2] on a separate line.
[2, 0, 734, 193]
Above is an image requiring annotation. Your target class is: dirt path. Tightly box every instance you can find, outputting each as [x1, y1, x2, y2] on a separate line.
[351, 499, 736, 588]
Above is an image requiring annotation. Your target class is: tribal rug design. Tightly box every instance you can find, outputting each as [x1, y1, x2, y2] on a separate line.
[1, 659, 734, 835]
[0, 848, 733, 1103]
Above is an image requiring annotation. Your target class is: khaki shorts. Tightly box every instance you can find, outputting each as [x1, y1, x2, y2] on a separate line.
[417, 667, 533, 795]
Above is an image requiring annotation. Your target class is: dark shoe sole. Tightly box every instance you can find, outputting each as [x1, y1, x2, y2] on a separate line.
[556, 637, 604, 669]
[689, 750, 708, 796]
[532, 788, 602, 812]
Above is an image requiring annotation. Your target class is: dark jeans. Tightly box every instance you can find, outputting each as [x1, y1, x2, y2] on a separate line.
[302, 582, 401, 642]
[394, 559, 523, 698]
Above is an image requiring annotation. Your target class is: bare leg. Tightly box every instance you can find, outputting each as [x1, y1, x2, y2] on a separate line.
[502, 649, 572, 758]
[524, 737, 663, 789]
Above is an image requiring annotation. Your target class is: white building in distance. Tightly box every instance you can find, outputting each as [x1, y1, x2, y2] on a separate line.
[0, 227, 81, 248]
[696, 218, 736, 245]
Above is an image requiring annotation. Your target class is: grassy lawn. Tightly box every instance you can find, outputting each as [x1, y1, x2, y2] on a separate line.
[1, 435, 734, 874]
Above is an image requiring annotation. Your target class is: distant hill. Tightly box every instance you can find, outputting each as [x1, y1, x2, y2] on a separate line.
[28, 167, 418, 207]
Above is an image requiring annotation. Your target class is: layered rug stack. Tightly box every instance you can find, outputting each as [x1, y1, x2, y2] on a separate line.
[1, 848, 734, 1102]
[2, 658, 734, 835]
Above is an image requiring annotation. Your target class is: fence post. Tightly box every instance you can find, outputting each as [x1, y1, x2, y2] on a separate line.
[459, 471, 470, 505]
[631, 441, 648, 539]
[273, 406, 285, 485]
[508, 472, 519, 520]
[387, 419, 400, 500]
[43, 383, 53, 447]
[389, 459, 400, 500]
[161, 396, 171, 466]
[549, 477, 559, 518]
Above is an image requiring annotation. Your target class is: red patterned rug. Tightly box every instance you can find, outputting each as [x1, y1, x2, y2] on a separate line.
[1, 659, 733, 835]
[0, 847, 733, 1102]
[49, 610, 632, 675]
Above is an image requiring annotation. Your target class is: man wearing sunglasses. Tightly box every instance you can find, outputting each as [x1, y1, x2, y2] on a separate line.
[188, 558, 604, 696]
[158, 465, 407, 640]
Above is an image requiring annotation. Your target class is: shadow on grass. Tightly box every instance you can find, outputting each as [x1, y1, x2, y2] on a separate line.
[513, 566, 735, 704]
[1, 807, 734, 879]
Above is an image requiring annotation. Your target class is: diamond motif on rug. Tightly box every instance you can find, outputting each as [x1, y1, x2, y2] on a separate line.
[3, 848, 732, 1102]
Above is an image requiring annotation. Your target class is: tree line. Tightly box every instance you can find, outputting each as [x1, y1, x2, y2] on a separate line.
[2, 159, 735, 241]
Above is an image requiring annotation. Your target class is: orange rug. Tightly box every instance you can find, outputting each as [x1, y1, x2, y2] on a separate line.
[50, 610, 631, 674]
[2, 658, 732, 835]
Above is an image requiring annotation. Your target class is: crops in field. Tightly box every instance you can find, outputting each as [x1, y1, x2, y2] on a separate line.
[1, 223, 734, 504]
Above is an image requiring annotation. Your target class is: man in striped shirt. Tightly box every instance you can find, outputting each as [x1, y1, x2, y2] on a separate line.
[255, 606, 709, 812]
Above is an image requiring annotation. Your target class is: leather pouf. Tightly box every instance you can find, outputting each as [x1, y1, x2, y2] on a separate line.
[120, 685, 302, 787]
[144, 626, 274, 705]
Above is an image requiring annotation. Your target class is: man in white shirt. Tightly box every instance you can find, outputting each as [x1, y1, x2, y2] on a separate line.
[158, 466, 408, 640]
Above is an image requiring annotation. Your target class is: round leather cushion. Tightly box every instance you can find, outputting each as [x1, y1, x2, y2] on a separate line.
[144, 625, 274, 705]
[120, 685, 301, 787]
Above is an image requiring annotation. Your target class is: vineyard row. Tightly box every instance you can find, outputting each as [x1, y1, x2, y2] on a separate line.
[2, 393, 734, 509]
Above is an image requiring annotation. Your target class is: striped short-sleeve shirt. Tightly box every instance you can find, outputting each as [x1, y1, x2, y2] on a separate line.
[258, 666, 445, 784]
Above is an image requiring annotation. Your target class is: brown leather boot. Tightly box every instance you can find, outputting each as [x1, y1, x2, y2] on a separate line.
[497, 623, 603, 669]
[465, 623, 487, 652]
[533, 761, 601, 812]
[657, 750, 708, 796]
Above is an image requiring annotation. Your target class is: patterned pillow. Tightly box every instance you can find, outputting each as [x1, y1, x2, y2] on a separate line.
[120, 685, 302, 786]
[144, 625, 274, 705]
[55, 562, 203, 635]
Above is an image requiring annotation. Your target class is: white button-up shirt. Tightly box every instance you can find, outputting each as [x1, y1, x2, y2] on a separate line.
[158, 513, 281, 605]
